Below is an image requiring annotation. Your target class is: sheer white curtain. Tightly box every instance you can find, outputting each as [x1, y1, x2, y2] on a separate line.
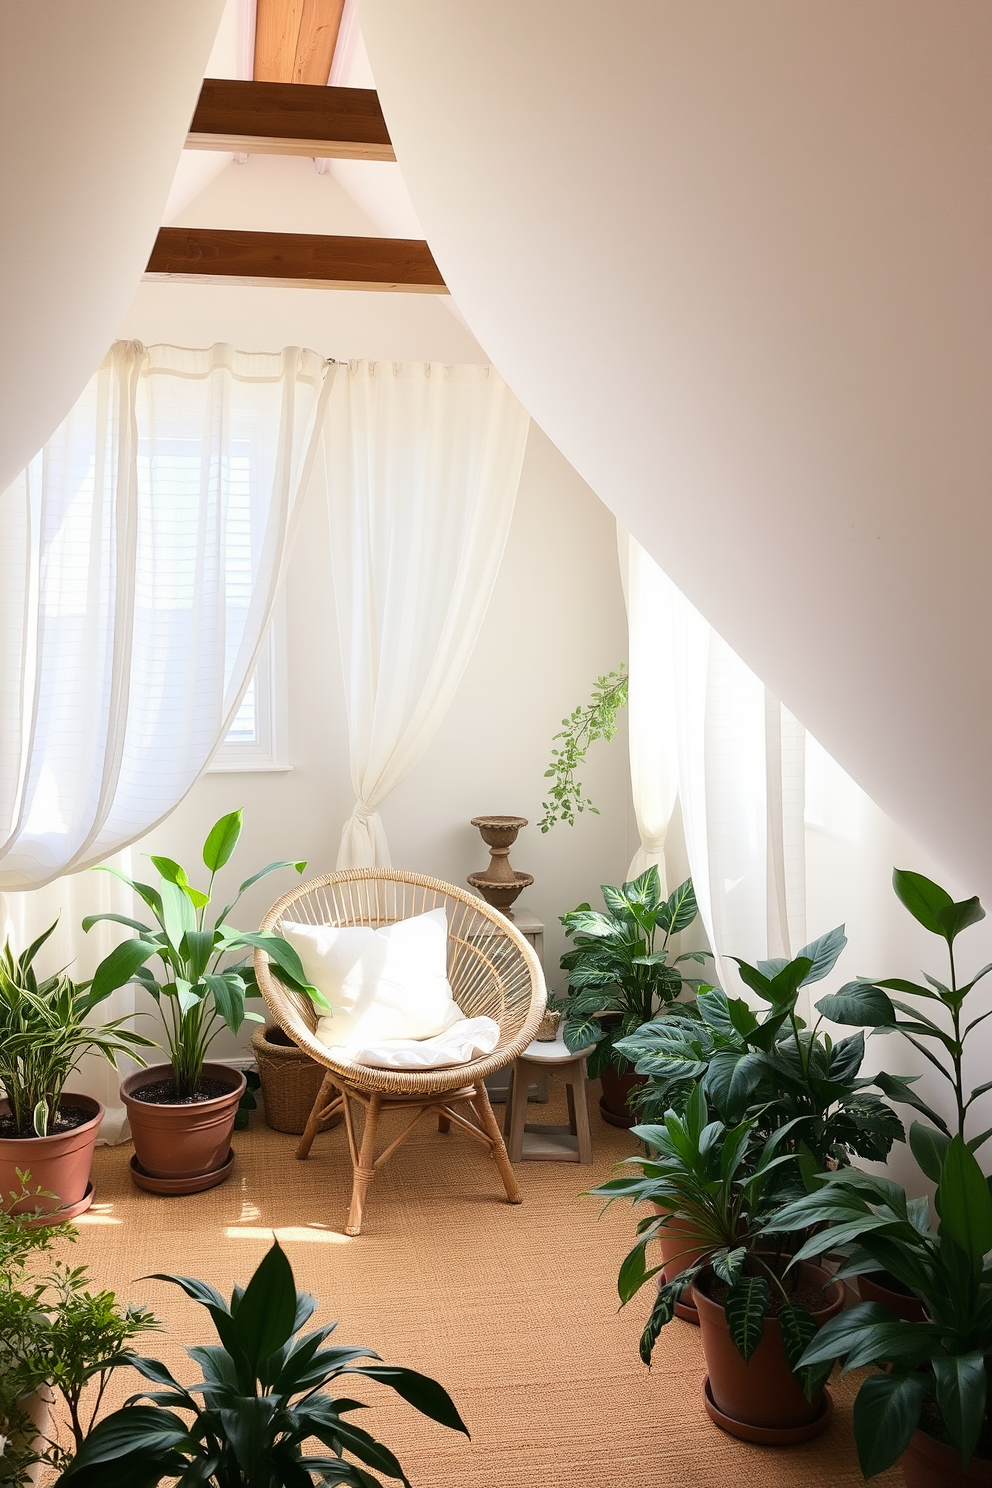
[0, 340, 332, 889]
[622, 531, 806, 993]
[324, 361, 530, 868]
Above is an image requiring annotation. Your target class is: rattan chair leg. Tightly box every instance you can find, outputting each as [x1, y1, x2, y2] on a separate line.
[437, 1113, 451, 1133]
[296, 1073, 338, 1160]
[473, 1081, 523, 1204]
[346, 1092, 382, 1235]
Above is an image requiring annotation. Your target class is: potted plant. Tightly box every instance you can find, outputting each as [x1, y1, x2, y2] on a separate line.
[817, 869, 991, 1314]
[0, 1176, 155, 1485]
[618, 926, 906, 1165]
[559, 866, 707, 1125]
[590, 1084, 843, 1444]
[770, 1132, 992, 1484]
[0, 925, 154, 1220]
[88, 810, 321, 1194]
[57, 1238, 467, 1486]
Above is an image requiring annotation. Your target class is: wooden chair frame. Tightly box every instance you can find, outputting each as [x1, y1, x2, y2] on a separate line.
[254, 869, 546, 1234]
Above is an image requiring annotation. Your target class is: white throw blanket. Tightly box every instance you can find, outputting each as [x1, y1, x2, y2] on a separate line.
[330, 1015, 501, 1071]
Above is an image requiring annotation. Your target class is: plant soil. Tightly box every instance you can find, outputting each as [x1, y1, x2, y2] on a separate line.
[129, 1077, 233, 1106]
[0, 1104, 93, 1140]
[701, 1269, 830, 1316]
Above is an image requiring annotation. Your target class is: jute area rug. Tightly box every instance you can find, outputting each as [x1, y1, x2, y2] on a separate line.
[57, 1081, 898, 1488]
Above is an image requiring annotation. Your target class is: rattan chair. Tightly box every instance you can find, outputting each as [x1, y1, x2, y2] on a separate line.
[254, 869, 546, 1234]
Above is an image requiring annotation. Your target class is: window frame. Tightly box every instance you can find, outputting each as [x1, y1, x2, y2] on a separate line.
[208, 600, 291, 774]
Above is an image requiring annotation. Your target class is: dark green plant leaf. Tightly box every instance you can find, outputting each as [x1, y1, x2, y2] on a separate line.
[932, 1352, 987, 1465]
[935, 897, 986, 944]
[231, 1241, 298, 1366]
[725, 1276, 769, 1362]
[852, 1370, 930, 1479]
[796, 925, 848, 985]
[351, 1366, 468, 1435]
[874, 1070, 950, 1135]
[778, 1304, 818, 1372]
[815, 982, 896, 1027]
[892, 869, 954, 938]
[909, 1121, 951, 1184]
[936, 1136, 992, 1261]
[659, 878, 697, 936]
[638, 1281, 680, 1366]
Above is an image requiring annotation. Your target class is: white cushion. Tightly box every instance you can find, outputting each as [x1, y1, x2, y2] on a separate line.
[339, 1015, 501, 1071]
[281, 908, 462, 1051]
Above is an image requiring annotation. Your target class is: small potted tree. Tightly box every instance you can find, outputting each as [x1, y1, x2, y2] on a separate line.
[558, 866, 707, 1126]
[0, 925, 154, 1219]
[591, 1084, 844, 1443]
[88, 810, 321, 1194]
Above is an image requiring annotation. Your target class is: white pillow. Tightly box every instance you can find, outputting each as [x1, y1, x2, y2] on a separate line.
[340, 1015, 501, 1071]
[281, 908, 462, 1051]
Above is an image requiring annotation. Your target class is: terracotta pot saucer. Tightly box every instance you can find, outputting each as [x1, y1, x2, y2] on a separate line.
[702, 1376, 834, 1445]
[20, 1181, 95, 1228]
[130, 1148, 235, 1195]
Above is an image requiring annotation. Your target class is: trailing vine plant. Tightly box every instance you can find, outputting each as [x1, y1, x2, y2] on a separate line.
[538, 665, 628, 832]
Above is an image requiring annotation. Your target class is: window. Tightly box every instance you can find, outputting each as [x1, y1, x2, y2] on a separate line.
[209, 604, 290, 772]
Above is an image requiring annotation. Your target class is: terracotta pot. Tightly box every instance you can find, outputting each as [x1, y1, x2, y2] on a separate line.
[858, 1270, 928, 1324]
[598, 1064, 647, 1128]
[0, 1094, 103, 1222]
[121, 1063, 245, 1191]
[693, 1258, 844, 1439]
[652, 1205, 708, 1324]
[902, 1430, 992, 1487]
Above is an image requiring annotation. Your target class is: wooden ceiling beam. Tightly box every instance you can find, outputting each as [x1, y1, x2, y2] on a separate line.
[186, 78, 394, 162]
[254, 0, 345, 85]
[144, 228, 447, 294]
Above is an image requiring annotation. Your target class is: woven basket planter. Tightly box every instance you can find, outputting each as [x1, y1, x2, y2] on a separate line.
[251, 1025, 339, 1136]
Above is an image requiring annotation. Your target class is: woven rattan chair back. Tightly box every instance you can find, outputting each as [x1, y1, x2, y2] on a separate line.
[254, 869, 546, 1233]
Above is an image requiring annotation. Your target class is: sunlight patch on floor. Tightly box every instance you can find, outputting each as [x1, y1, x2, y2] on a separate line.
[225, 1224, 352, 1244]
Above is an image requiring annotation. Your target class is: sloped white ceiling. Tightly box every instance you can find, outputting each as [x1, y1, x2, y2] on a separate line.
[359, 0, 992, 894]
[0, 0, 224, 491]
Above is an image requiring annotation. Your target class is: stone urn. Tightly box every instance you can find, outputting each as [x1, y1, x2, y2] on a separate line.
[468, 815, 533, 917]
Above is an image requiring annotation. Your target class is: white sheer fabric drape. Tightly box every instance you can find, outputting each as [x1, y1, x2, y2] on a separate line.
[622, 531, 806, 993]
[0, 341, 331, 889]
[324, 361, 530, 868]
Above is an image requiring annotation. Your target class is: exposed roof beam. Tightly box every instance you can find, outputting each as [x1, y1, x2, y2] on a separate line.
[254, 0, 345, 86]
[186, 78, 394, 161]
[144, 228, 447, 293]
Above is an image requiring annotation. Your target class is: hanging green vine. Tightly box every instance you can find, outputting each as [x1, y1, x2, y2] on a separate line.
[538, 665, 628, 832]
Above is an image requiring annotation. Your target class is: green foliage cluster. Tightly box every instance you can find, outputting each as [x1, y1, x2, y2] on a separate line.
[0, 1178, 154, 1486]
[58, 1239, 467, 1488]
[590, 1086, 828, 1389]
[558, 867, 708, 1081]
[0, 924, 153, 1138]
[538, 666, 627, 832]
[618, 927, 905, 1168]
[87, 810, 320, 1098]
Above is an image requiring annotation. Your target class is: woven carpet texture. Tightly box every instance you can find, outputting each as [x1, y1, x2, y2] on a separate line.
[54, 1080, 899, 1487]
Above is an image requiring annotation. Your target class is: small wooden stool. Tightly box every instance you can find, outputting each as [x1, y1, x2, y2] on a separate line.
[504, 1032, 594, 1163]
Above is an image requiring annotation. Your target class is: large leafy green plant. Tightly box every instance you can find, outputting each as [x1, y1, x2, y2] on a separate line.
[0, 924, 153, 1137]
[768, 1131, 992, 1478]
[558, 867, 707, 1080]
[57, 1239, 467, 1488]
[87, 811, 322, 1099]
[0, 1178, 154, 1486]
[618, 927, 904, 1167]
[817, 869, 992, 1148]
[589, 1085, 828, 1391]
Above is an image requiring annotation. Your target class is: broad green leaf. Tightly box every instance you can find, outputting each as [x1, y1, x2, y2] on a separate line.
[173, 979, 201, 1015]
[202, 809, 243, 872]
[933, 1352, 987, 1464]
[732, 959, 775, 1001]
[623, 865, 663, 913]
[56, 1405, 199, 1470]
[562, 1014, 603, 1052]
[638, 1281, 680, 1366]
[796, 924, 848, 985]
[725, 1276, 769, 1361]
[935, 896, 986, 944]
[93, 866, 164, 922]
[852, 1370, 930, 1479]
[81, 911, 156, 937]
[160, 877, 195, 957]
[769, 956, 814, 1003]
[909, 1121, 950, 1184]
[617, 1238, 654, 1303]
[659, 877, 698, 936]
[778, 1304, 818, 1373]
[892, 868, 954, 938]
[815, 982, 896, 1027]
[561, 909, 618, 939]
[796, 1302, 897, 1366]
[203, 973, 245, 1034]
[936, 1136, 992, 1261]
[349, 1365, 468, 1435]
[874, 1070, 951, 1135]
[827, 1031, 866, 1084]
[150, 856, 190, 889]
[231, 1240, 298, 1366]
[183, 929, 214, 984]
[91, 939, 158, 1001]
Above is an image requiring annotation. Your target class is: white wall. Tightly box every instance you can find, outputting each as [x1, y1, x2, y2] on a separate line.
[129, 419, 633, 1060]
